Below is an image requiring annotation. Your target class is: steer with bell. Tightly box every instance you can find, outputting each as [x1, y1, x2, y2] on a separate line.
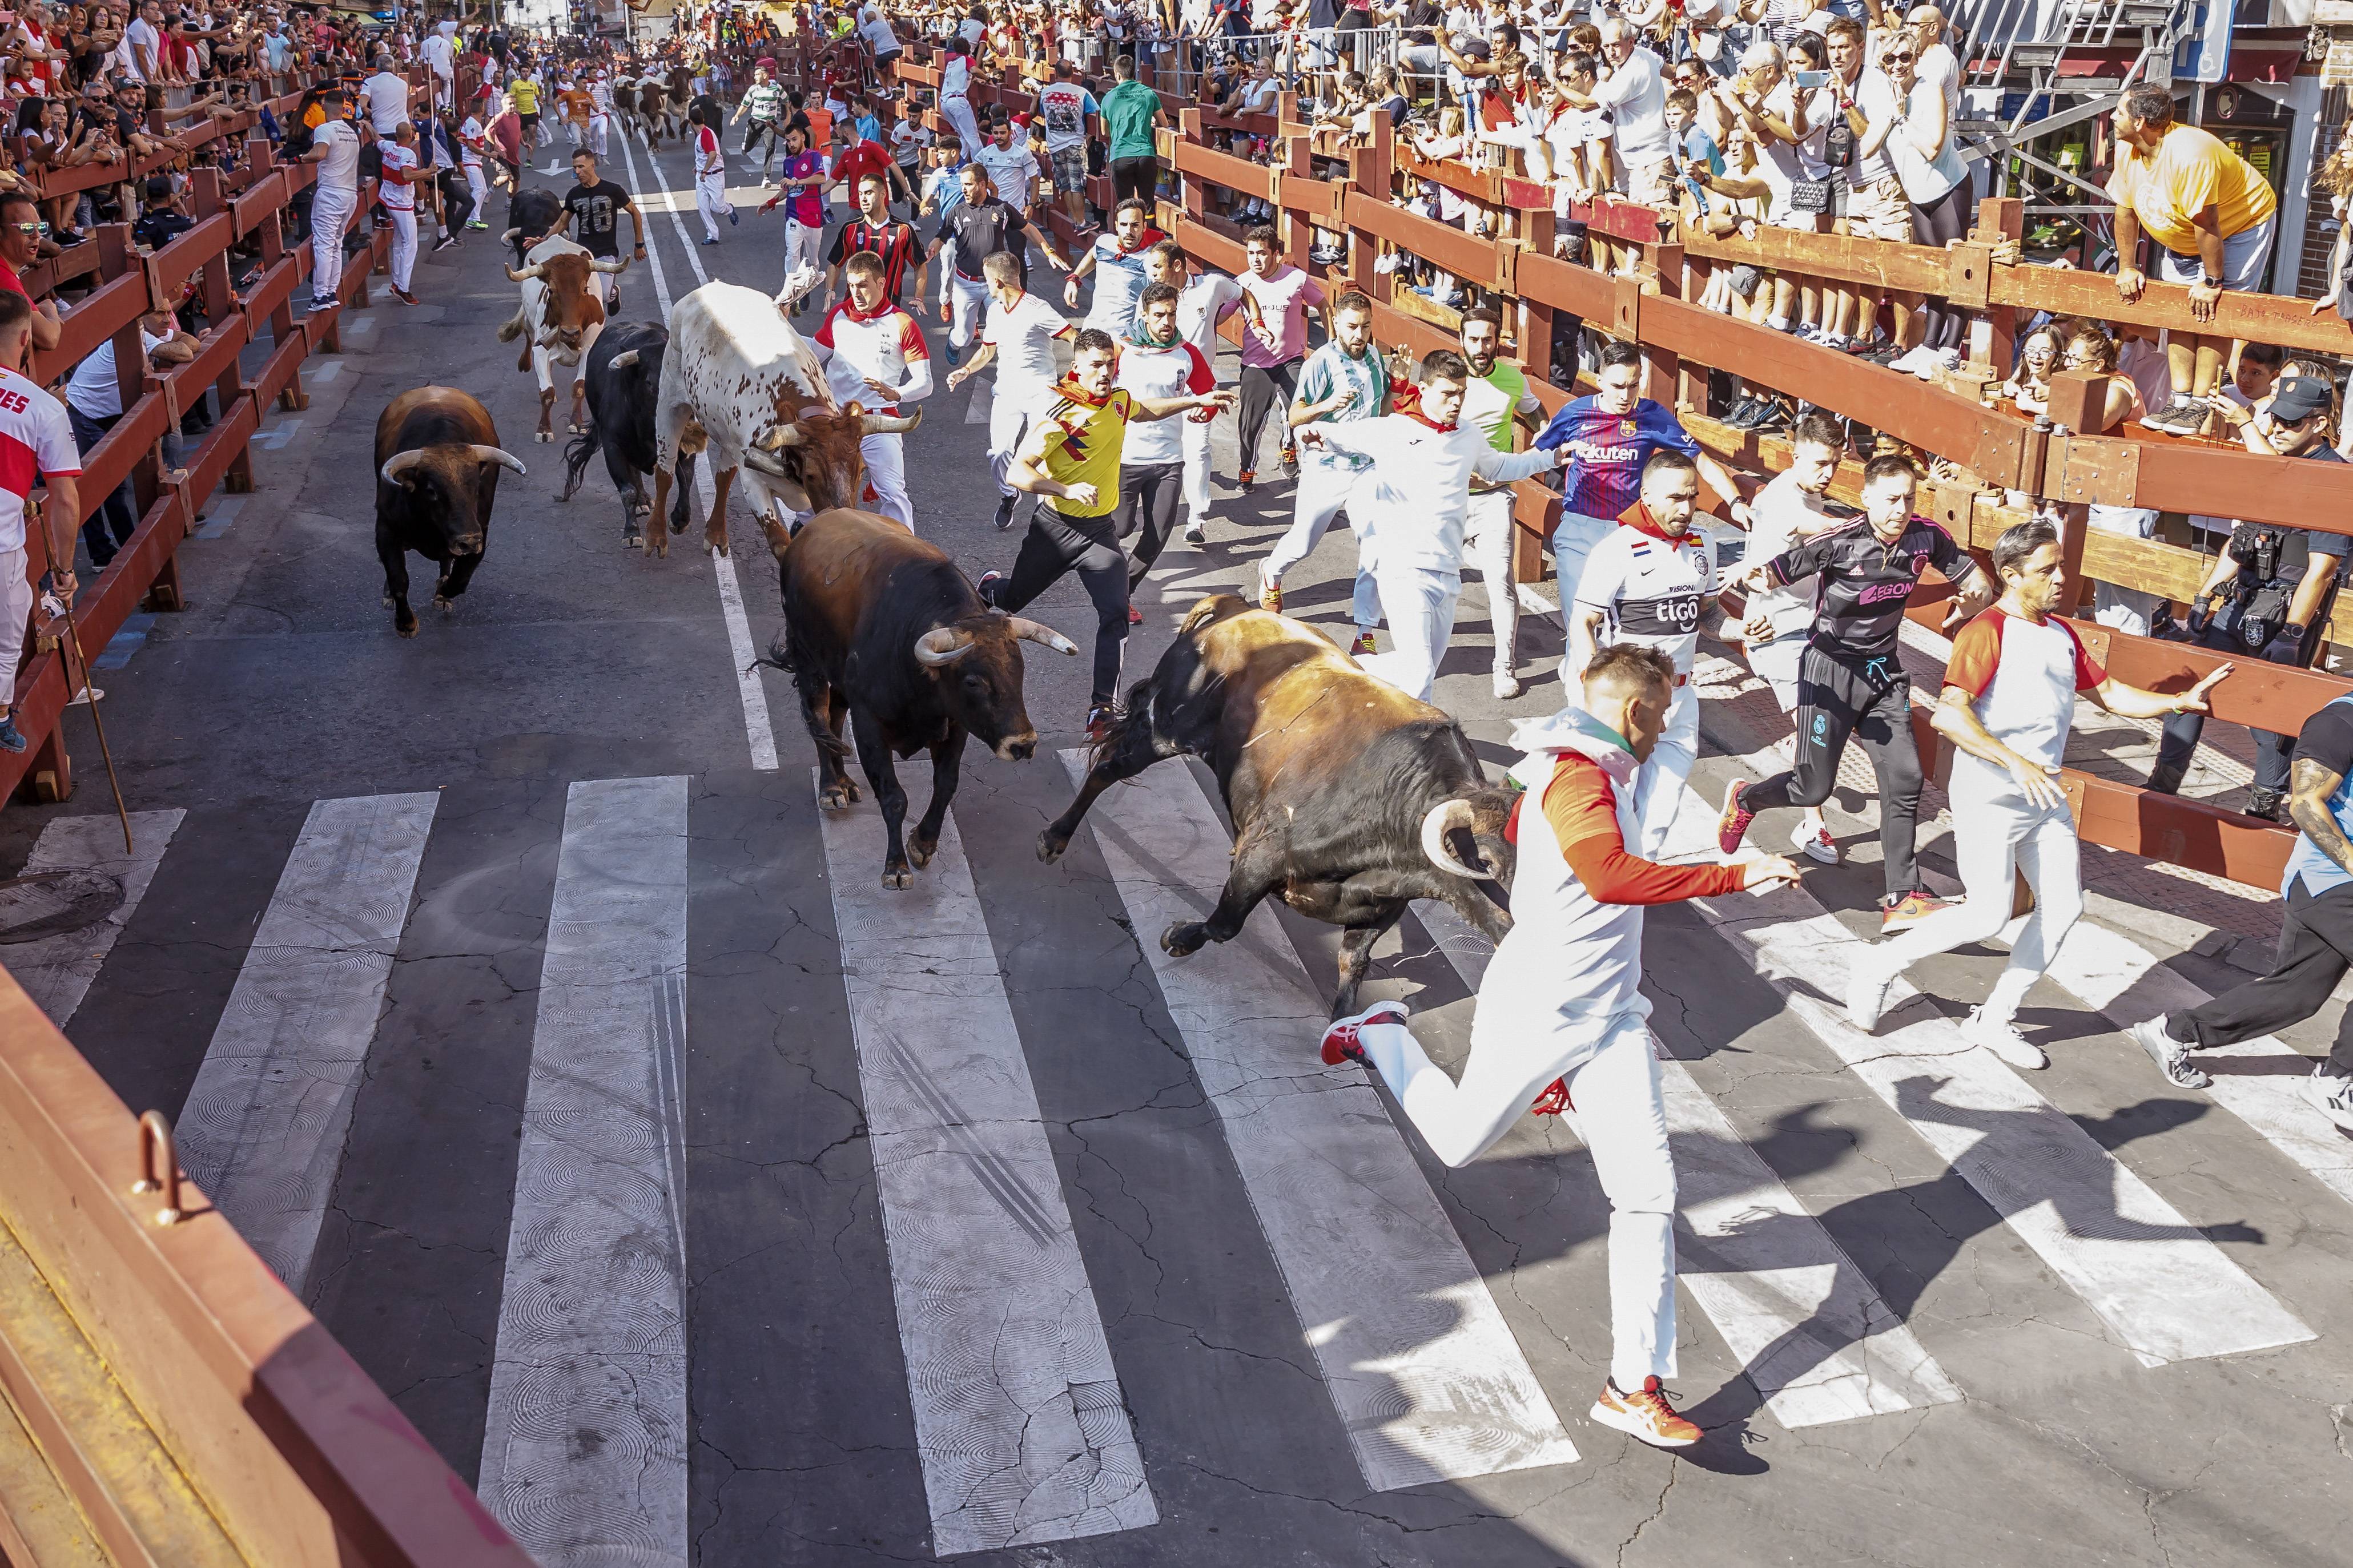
[778, 509, 1077, 888]
[375, 387, 526, 638]
[1041, 594, 1517, 1017]
[497, 233, 626, 443]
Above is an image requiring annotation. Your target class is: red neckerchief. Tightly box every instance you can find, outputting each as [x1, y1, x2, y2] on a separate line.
[1624, 504, 1694, 546]
[1404, 405, 1457, 434]
[1055, 376, 1112, 408]
[838, 295, 898, 324]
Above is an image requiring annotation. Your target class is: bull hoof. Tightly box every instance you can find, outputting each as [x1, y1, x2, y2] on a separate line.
[396, 616, 419, 639]
[907, 834, 938, 869]
[433, 594, 453, 614]
[880, 864, 914, 890]
[1037, 828, 1069, 863]
[381, 592, 394, 608]
[569, 421, 587, 436]
[625, 531, 644, 550]
[1161, 921, 1207, 957]
[535, 429, 553, 444]
[817, 781, 855, 811]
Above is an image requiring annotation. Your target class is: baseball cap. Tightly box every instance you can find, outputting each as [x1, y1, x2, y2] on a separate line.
[2271, 377, 2333, 425]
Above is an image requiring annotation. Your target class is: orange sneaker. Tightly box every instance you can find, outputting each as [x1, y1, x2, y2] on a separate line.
[1590, 1377, 1701, 1449]
[1880, 889, 1954, 933]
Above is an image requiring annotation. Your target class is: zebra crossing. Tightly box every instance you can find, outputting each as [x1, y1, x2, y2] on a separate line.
[6, 755, 2347, 1561]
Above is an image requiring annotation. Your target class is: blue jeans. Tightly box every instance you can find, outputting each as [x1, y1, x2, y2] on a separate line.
[67, 404, 136, 570]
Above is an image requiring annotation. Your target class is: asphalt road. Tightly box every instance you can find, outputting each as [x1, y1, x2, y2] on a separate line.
[5, 131, 2351, 1568]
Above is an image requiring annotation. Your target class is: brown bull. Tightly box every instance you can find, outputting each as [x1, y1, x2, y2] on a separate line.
[496, 235, 628, 442]
[1041, 595, 1517, 1017]
[776, 509, 1076, 887]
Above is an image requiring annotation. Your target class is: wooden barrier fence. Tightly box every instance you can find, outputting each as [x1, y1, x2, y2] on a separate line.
[2, 75, 410, 809]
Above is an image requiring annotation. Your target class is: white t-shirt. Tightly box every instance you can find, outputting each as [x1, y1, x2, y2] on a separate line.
[1851, 68, 1900, 186]
[119, 15, 158, 82]
[1594, 45, 1668, 170]
[1177, 272, 1242, 356]
[313, 118, 363, 196]
[379, 141, 418, 210]
[1942, 607, 2103, 800]
[363, 70, 411, 133]
[1572, 518, 1719, 675]
[65, 326, 166, 421]
[972, 140, 1039, 206]
[0, 369, 82, 553]
[1744, 469, 1839, 641]
[981, 291, 1071, 390]
[460, 115, 486, 167]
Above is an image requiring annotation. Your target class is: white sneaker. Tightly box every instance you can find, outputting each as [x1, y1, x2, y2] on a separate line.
[65, 684, 103, 707]
[1846, 955, 1896, 1032]
[1962, 1007, 2047, 1070]
[1791, 818, 1839, 864]
[1914, 346, 1961, 382]
[1493, 670, 1522, 700]
[2300, 1063, 2353, 1133]
[1885, 346, 1933, 374]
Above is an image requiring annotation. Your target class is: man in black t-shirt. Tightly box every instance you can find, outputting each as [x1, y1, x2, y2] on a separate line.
[1720, 454, 1994, 933]
[2154, 376, 2350, 819]
[556, 147, 646, 311]
[918, 165, 1068, 351]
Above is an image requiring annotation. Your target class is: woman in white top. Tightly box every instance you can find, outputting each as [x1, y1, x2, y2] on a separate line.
[1865, 34, 1972, 378]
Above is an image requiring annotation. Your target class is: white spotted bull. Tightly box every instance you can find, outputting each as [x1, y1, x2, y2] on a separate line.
[495, 233, 628, 444]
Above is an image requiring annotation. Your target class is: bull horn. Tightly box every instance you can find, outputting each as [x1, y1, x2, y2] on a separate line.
[588, 255, 630, 274]
[913, 627, 976, 667]
[609, 349, 641, 370]
[504, 262, 545, 282]
[1420, 799, 1489, 881]
[757, 423, 806, 452]
[860, 408, 923, 437]
[499, 225, 522, 243]
[466, 445, 529, 476]
[1006, 617, 1077, 656]
[378, 449, 427, 485]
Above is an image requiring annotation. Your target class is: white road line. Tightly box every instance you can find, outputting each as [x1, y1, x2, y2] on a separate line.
[1666, 780, 2314, 1367]
[174, 793, 436, 1294]
[815, 773, 1156, 1554]
[7, 809, 185, 1027]
[478, 775, 691, 1568]
[613, 125, 779, 772]
[1411, 898, 1962, 1429]
[1065, 751, 1578, 1489]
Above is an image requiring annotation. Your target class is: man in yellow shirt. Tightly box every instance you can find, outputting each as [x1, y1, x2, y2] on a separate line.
[976, 327, 1233, 738]
[2109, 83, 2279, 437]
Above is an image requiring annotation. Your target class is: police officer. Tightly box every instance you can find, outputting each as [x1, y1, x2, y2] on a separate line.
[2151, 376, 2347, 820]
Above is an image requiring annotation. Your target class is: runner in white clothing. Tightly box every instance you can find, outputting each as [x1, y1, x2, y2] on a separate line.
[1323, 647, 1801, 1449]
[810, 252, 932, 529]
[1145, 239, 1258, 545]
[1846, 516, 2231, 1065]
[377, 123, 428, 304]
[689, 104, 735, 243]
[944, 249, 1076, 531]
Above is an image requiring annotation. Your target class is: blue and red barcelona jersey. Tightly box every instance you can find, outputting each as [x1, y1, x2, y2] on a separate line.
[1532, 396, 1702, 520]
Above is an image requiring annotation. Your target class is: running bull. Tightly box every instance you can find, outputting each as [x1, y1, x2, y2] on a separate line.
[651, 275, 917, 559]
[496, 233, 627, 443]
[375, 386, 527, 638]
[501, 186, 562, 267]
[560, 321, 695, 547]
[778, 508, 1076, 888]
[1041, 594, 1518, 1017]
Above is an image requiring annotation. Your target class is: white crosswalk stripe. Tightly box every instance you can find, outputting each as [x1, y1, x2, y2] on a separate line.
[816, 775, 1157, 1554]
[1412, 900, 1963, 1428]
[1064, 751, 1582, 1488]
[478, 775, 692, 1568]
[174, 792, 436, 1296]
[9, 809, 183, 1026]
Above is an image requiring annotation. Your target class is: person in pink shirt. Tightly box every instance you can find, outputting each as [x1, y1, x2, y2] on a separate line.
[1224, 224, 1332, 491]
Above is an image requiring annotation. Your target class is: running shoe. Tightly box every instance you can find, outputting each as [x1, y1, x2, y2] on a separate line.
[1845, 954, 1895, 1033]
[431, 232, 459, 253]
[993, 494, 1016, 530]
[1879, 890, 1952, 933]
[1962, 1007, 2047, 1070]
[1258, 571, 1282, 612]
[1280, 445, 1299, 479]
[1350, 630, 1376, 656]
[2129, 1017, 2211, 1090]
[1792, 819, 1839, 864]
[702, 236, 721, 247]
[1127, 603, 1143, 625]
[1716, 778, 1755, 856]
[392, 288, 419, 305]
[1493, 670, 1522, 700]
[1885, 345, 1935, 375]
[1182, 519, 1205, 546]
[976, 569, 1004, 606]
[1084, 703, 1124, 744]
[1528, 1076, 1572, 1116]
[1912, 346, 1961, 382]
[0, 715, 23, 754]
[2141, 397, 2209, 438]
[1590, 1377, 1701, 1449]
[2299, 1063, 2353, 1134]
[729, 206, 739, 227]
[468, 219, 489, 229]
[1237, 468, 1256, 492]
[1320, 999, 1411, 1066]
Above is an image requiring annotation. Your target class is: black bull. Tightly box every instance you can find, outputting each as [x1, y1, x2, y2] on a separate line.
[1041, 594, 1518, 1017]
[560, 321, 696, 546]
[375, 386, 527, 638]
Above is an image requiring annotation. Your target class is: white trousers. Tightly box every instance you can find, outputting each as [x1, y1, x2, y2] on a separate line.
[590, 112, 610, 159]
[1357, 564, 1458, 703]
[697, 172, 733, 241]
[1466, 489, 1517, 675]
[784, 216, 824, 279]
[988, 376, 1045, 497]
[941, 95, 983, 160]
[1264, 463, 1379, 625]
[0, 545, 31, 701]
[310, 187, 354, 301]
[386, 206, 417, 292]
[1552, 507, 1618, 635]
[465, 161, 487, 209]
[1181, 413, 1213, 519]
[1872, 791, 2083, 1026]
[1358, 1008, 1676, 1390]
[948, 270, 988, 349]
[862, 432, 912, 527]
[1630, 683, 1699, 858]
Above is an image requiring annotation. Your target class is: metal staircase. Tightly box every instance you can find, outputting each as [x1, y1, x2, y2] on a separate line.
[1949, 0, 2205, 206]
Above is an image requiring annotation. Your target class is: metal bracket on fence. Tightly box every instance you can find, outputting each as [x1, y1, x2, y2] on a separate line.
[131, 1110, 183, 1226]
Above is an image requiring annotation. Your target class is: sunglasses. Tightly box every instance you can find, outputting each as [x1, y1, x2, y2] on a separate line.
[1885, 49, 1916, 61]
[7, 221, 47, 235]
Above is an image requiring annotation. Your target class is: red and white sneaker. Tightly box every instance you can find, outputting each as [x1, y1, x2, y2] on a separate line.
[1350, 630, 1377, 657]
[1880, 889, 1953, 933]
[1590, 1377, 1702, 1448]
[1529, 1077, 1573, 1116]
[1320, 1000, 1410, 1066]
[1716, 779, 1756, 856]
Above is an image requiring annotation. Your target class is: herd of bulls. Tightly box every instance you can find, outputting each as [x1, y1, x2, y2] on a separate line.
[368, 191, 1514, 1016]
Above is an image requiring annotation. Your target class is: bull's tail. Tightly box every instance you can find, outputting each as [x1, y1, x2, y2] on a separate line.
[783, 632, 853, 763]
[560, 421, 599, 502]
[1086, 676, 1160, 773]
[669, 449, 697, 534]
[494, 309, 528, 344]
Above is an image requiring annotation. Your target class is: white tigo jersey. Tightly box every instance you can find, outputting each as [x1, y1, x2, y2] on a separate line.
[1571, 516, 1719, 676]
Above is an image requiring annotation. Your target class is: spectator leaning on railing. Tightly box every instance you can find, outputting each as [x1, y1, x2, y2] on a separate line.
[2107, 81, 2278, 439]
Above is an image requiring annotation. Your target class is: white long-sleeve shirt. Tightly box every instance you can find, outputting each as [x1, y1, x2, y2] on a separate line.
[1314, 412, 1559, 573]
[811, 298, 934, 414]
